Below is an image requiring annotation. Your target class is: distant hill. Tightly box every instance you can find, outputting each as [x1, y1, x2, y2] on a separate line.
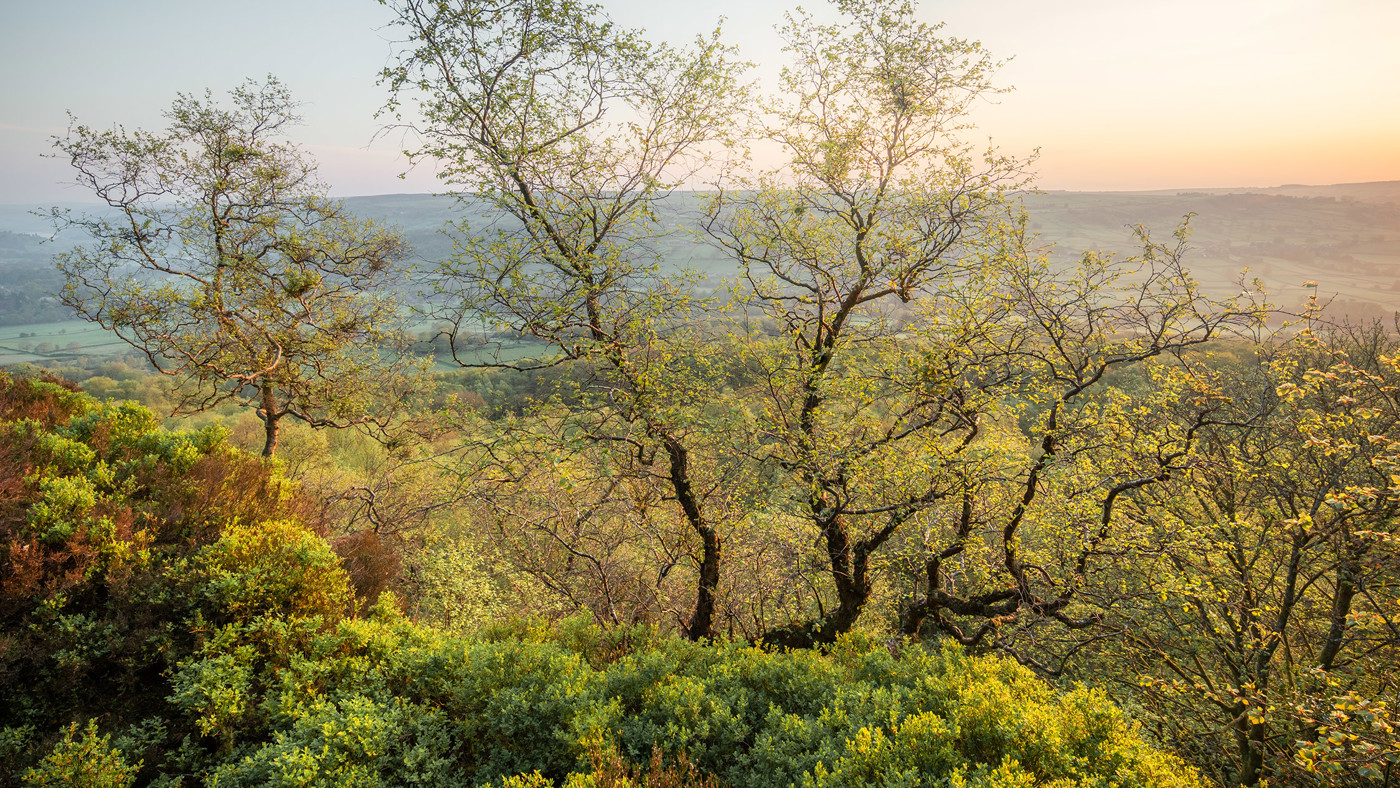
[6, 181, 1400, 320]
[1111, 180, 1400, 205]
[1018, 184, 1400, 318]
[341, 192, 734, 278]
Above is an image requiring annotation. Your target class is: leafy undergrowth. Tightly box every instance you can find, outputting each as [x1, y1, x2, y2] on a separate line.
[0, 371, 1199, 787]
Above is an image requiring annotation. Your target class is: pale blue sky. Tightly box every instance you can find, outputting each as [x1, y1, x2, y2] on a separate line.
[3, 0, 1398, 204]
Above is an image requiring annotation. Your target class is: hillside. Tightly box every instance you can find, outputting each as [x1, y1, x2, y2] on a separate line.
[3, 180, 1398, 339]
[1020, 183, 1400, 318]
[349, 181, 1400, 317]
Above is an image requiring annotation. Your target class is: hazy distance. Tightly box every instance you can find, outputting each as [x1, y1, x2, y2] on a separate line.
[2, 0, 1398, 204]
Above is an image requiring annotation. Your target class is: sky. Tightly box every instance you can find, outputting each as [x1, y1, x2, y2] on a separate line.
[2, 0, 1397, 205]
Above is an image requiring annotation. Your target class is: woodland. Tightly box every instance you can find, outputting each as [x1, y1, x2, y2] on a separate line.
[0, 0, 1397, 786]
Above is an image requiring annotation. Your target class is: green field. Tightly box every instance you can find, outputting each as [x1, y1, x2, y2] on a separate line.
[0, 320, 132, 365]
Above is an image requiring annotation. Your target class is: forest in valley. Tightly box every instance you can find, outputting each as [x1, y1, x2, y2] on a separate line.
[1, 0, 1397, 786]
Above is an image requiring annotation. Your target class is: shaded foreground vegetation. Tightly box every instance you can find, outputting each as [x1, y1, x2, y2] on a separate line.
[0, 372, 1196, 787]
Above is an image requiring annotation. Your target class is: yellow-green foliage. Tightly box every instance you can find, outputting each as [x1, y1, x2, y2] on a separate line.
[197, 619, 1199, 788]
[1, 372, 1198, 788]
[22, 721, 140, 788]
[0, 372, 338, 782]
[194, 519, 352, 623]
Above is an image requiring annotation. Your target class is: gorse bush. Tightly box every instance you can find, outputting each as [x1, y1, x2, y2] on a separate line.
[21, 720, 140, 788]
[0, 371, 1199, 786]
[193, 608, 1198, 788]
[0, 371, 326, 782]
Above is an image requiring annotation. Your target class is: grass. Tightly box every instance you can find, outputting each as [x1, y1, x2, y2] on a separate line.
[0, 320, 131, 365]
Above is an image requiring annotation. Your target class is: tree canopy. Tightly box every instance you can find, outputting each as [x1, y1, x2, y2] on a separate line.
[51, 78, 426, 457]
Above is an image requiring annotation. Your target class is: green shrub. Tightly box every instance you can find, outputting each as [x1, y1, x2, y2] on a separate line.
[211, 619, 1200, 788]
[0, 373, 331, 777]
[192, 518, 353, 624]
[23, 721, 140, 788]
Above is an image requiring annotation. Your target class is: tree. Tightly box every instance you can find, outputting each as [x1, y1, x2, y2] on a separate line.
[702, 0, 1022, 646]
[380, 0, 749, 637]
[1106, 317, 1400, 787]
[52, 78, 423, 457]
[894, 223, 1261, 669]
[702, 0, 1265, 648]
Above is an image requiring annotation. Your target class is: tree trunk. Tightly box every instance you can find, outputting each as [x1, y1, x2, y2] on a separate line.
[687, 527, 722, 641]
[259, 385, 280, 458]
[1319, 559, 1360, 671]
[1233, 709, 1267, 787]
[761, 515, 871, 649]
[664, 435, 720, 641]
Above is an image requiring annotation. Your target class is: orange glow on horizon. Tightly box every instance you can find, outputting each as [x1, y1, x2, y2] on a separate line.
[1028, 129, 1400, 192]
